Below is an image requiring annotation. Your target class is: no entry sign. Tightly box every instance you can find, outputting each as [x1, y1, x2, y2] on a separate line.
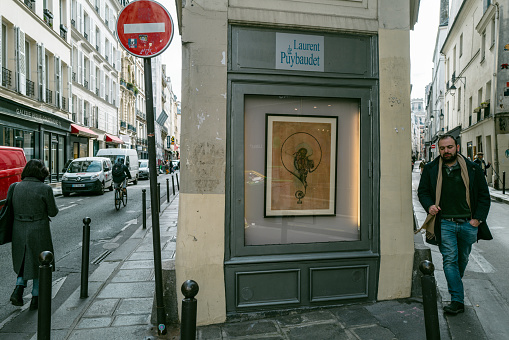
[116, 0, 174, 58]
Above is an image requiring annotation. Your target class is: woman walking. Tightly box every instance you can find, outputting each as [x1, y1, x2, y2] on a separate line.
[8, 159, 58, 310]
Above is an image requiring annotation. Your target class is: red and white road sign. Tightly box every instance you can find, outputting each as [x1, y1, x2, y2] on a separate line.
[431, 144, 436, 149]
[116, 0, 174, 58]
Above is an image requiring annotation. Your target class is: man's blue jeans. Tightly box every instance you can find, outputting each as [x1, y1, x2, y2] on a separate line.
[439, 219, 478, 303]
[16, 277, 39, 297]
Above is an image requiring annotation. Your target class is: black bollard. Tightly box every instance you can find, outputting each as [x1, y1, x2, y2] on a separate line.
[181, 280, 199, 340]
[157, 182, 161, 213]
[80, 217, 91, 299]
[38, 251, 53, 340]
[176, 173, 180, 191]
[142, 189, 147, 229]
[420, 260, 440, 340]
[171, 175, 175, 196]
[503, 171, 506, 195]
[166, 178, 170, 202]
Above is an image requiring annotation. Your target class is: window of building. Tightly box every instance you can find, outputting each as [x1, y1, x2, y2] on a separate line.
[491, 19, 496, 48]
[469, 97, 472, 126]
[2, 23, 7, 69]
[459, 34, 463, 57]
[481, 30, 486, 62]
[453, 46, 456, 73]
[457, 86, 461, 111]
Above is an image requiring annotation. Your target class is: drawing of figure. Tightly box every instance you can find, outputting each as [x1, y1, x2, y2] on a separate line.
[294, 147, 314, 189]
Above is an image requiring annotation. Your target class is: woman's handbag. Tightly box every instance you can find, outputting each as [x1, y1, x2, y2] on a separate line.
[0, 182, 17, 245]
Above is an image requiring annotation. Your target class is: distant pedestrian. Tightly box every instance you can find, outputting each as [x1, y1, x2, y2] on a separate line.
[417, 134, 492, 315]
[419, 160, 426, 174]
[474, 152, 491, 177]
[9, 160, 59, 310]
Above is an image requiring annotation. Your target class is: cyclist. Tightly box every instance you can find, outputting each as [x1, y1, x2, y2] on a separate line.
[112, 158, 131, 194]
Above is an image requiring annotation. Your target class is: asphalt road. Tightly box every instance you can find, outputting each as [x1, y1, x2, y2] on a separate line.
[0, 172, 177, 323]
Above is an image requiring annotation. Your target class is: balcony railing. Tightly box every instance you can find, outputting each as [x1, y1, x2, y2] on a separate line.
[60, 24, 68, 40]
[105, 94, 109, 102]
[26, 79, 35, 97]
[96, 88, 99, 96]
[113, 99, 115, 106]
[23, 0, 34, 11]
[84, 116, 88, 126]
[105, 55, 109, 62]
[84, 32, 88, 41]
[62, 97, 66, 110]
[483, 104, 490, 119]
[96, 45, 99, 52]
[84, 80, 88, 89]
[45, 89, 52, 104]
[56, 96, 60, 108]
[105, 20, 109, 27]
[43, 9, 54, 28]
[2, 67, 12, 88]
[72, 72, 76, 81]
[120, 120, 127, 128]
[72, 111, 76, 122]
[113, 63, 116, 69]
[71, 19, 76, 28]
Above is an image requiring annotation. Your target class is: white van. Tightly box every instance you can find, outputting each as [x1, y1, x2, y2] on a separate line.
[95, 148, 139, 184]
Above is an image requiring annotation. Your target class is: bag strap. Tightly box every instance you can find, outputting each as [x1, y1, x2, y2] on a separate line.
[7, 182, 18, 204]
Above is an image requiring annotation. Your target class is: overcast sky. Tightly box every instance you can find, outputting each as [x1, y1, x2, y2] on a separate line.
[158, 1, 441, 103]
[410, 1, 441, 101]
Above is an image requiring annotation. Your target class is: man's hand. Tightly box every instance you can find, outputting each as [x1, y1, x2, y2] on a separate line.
[470, 219, 481, 227]
[428, 205, 441, 215]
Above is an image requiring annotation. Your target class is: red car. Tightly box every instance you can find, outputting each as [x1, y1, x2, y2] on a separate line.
[0, 146, 27, 206]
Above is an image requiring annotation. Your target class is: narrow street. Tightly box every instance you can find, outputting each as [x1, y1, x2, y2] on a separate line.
[0, 172, 178, 325]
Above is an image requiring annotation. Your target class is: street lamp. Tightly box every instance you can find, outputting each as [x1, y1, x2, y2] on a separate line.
[449, 76, 466, 95]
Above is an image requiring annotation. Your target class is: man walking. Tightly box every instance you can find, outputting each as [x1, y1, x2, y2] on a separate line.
[417, 134, 492, 315]
[474, 152, 491, 177]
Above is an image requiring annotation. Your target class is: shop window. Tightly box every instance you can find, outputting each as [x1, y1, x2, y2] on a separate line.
[243, 96, 359, 246]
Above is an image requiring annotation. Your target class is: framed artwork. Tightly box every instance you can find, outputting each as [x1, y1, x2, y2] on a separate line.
[265, 114, 337, 217]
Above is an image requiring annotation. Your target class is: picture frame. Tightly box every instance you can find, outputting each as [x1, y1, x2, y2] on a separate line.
[265, 114, 338, 217]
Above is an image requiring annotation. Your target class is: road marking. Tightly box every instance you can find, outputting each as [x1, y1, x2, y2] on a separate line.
[470, 247, 495, 273]
[60, 204, 78, 211]
[121, 219, 138, 231]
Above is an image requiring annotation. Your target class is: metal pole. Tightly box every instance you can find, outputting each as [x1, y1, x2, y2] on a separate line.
[157, 182, 161, 213]
[80, 217, 91, 299]
[420, 260, 441, 340]
[142, 189, 147, 229]
[503, 171, 506, 195]
[176, 172, 179, 191]
[166, 178, 170, 202]
[180, 280, 199, 340]
[172, 174, 175, 196]
[38, 251, 53, 340]
[144, 57, 166, 335]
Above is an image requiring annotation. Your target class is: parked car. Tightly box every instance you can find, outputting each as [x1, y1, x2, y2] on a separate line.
[96, 148, 139, 184]
[61, 157, 113, 196]
[138, 160, 149, 179]
[0, 147, 27, 206]
[171, 160, 180, 171]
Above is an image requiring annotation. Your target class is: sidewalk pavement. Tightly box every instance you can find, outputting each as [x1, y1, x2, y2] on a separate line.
[13, 166, 505, 339]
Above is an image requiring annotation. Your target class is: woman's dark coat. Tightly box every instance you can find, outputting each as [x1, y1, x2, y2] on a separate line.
[8, 177, 59, 280]
[417, 155, 492, 245]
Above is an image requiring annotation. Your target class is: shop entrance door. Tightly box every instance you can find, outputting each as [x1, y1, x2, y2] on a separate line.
[51, 137, 59, 182]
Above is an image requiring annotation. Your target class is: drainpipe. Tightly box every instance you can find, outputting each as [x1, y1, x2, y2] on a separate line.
[493, 2, 500, 188]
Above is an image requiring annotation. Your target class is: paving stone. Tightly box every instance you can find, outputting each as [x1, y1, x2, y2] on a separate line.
[284, 323, 349, 340]
[98, 282, 155, 299]
[128, 251, 173, 261]
[116, 298, 154, 315]
[350, 325, 396, 339]
[196, 325, 222, 340]
[330, 304, 379, 326]
[276, 310, 336, 326]
[121, 260, 155, 270]
[112, 268, 153, 282]
[88, 262, 120, 282]
[76, 317, 112, 329]
[67, 325, 153, 340]
[105, 239, 142, 262]
[112, 314, 151, 326]
[223, 320, 279, 337]
[84, 299, 119, 316]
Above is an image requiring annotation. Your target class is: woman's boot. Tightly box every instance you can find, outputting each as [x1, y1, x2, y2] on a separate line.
[10, 285, 24, 306]
[29, 296, 38, 310]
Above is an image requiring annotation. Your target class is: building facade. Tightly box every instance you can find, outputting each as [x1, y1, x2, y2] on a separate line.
[174, 0, 419, 325]
[441, 0, 509, 186]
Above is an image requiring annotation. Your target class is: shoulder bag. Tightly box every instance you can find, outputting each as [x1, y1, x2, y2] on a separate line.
[0, 182, 18, 245]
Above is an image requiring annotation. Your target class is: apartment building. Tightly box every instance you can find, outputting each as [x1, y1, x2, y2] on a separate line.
[70, 0, 123, 156]
[440, 0, 509, 186]
[0, 0, 72, 181]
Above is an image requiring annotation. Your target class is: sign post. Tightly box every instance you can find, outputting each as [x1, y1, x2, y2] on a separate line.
[117, 1, 174, 335]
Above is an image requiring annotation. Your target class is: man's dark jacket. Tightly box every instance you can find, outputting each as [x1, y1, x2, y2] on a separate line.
[417, 155, 492, 245]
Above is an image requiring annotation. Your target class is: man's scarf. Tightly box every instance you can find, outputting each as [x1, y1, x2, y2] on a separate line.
[416, 155, 471, 241]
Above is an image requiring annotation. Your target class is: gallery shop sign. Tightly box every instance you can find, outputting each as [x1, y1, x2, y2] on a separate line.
[276, 33, 324, 72]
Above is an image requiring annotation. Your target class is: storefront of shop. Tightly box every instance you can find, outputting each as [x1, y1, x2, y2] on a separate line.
[0, 96, 71, 182]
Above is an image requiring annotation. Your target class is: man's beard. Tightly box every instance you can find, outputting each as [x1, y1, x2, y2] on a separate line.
[441, 152, 458, 162]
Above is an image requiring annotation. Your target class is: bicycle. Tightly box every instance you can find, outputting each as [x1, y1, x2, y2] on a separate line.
[114, 181, 127, 210]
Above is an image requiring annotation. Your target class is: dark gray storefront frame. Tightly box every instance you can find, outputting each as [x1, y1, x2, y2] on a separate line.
[225, 25, 380, 314]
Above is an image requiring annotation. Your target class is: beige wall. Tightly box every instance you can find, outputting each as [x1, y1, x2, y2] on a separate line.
[377, 28, 414, 300]
[175, 0, 228, 326]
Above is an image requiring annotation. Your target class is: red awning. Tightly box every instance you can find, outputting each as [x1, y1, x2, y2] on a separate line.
[71, 124, 98, 138]
[105, 134, 124, 144]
